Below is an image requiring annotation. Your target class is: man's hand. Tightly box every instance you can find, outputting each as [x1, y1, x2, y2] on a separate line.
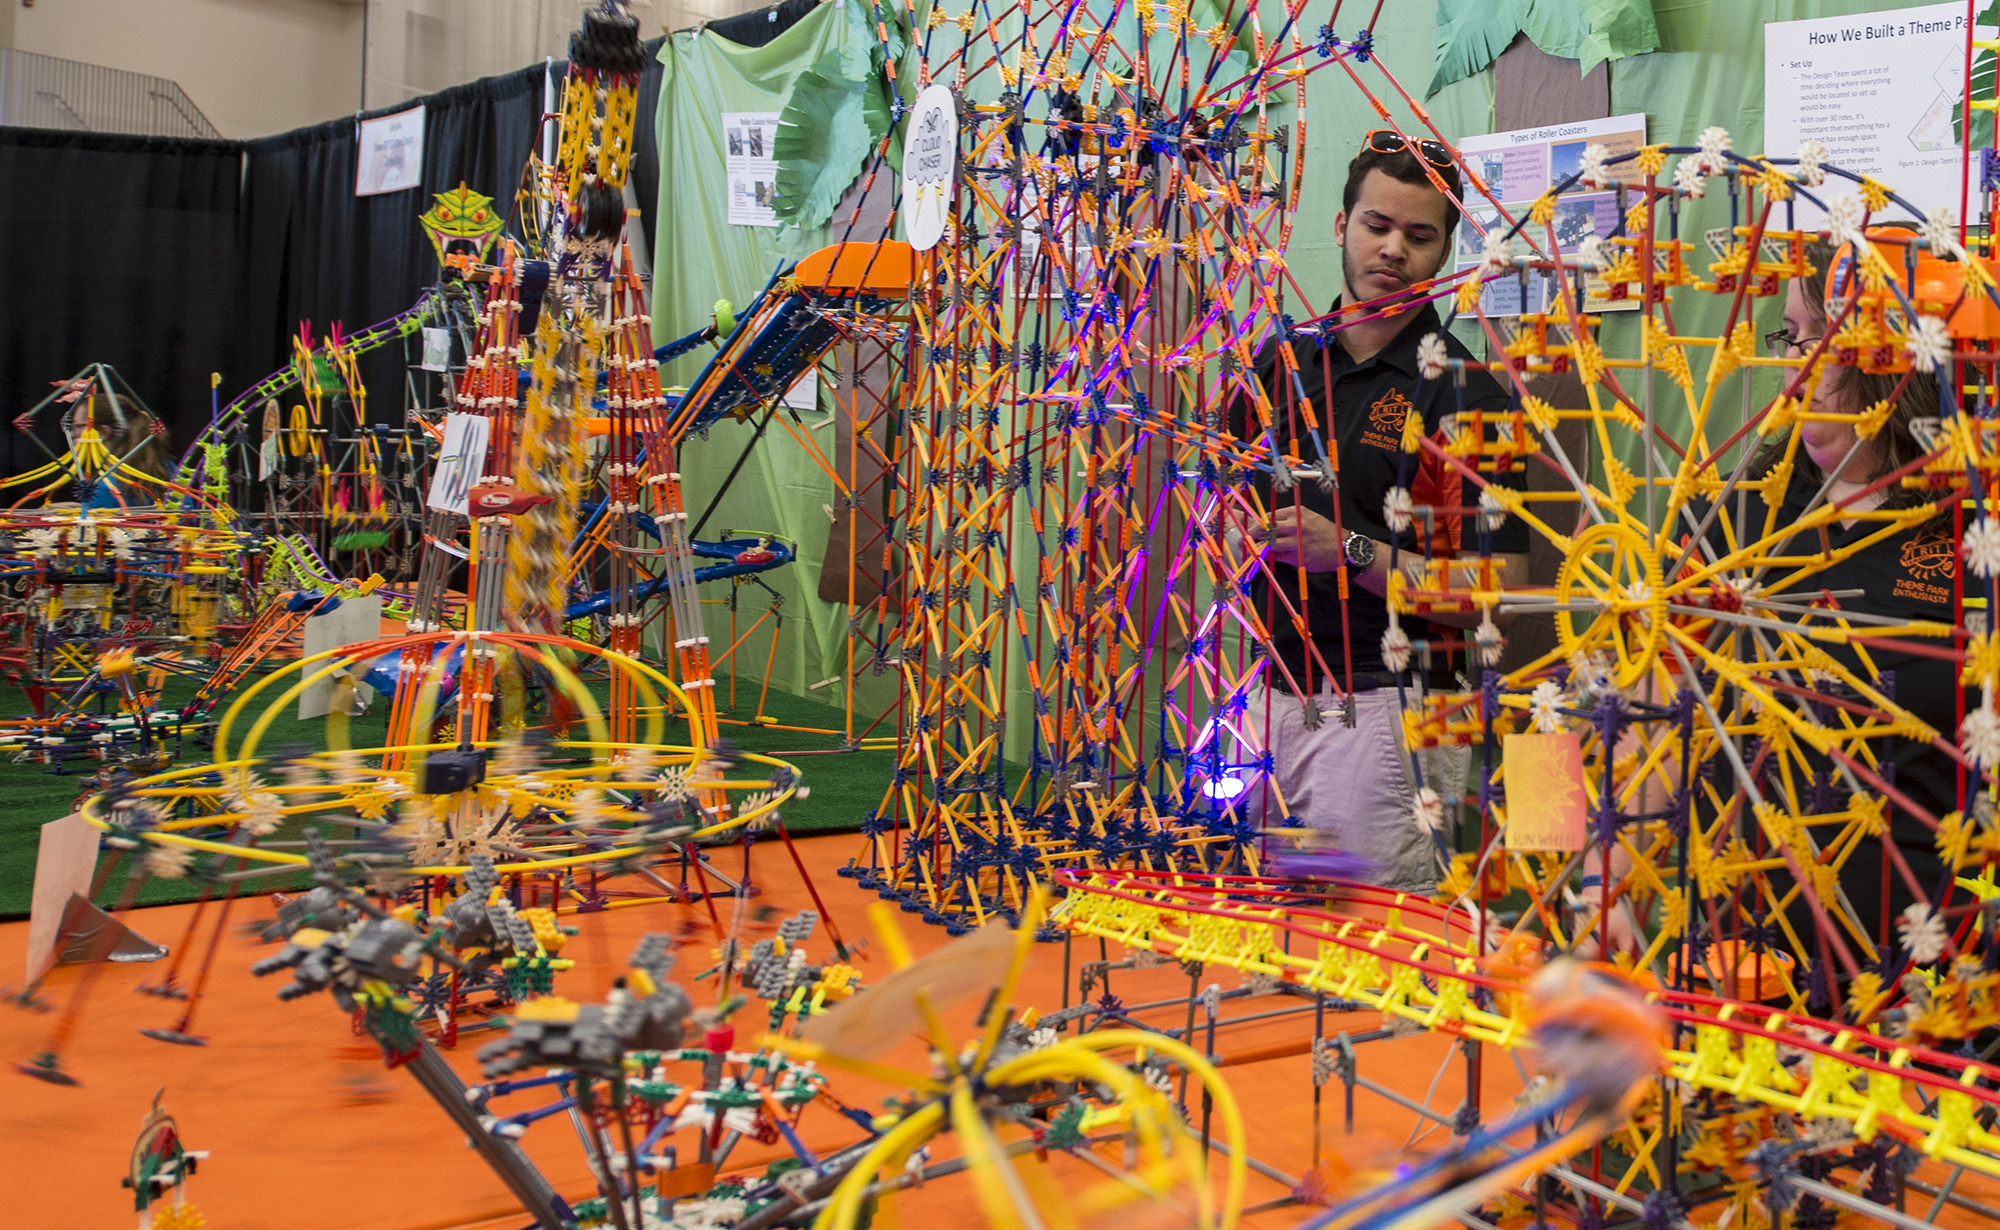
[1245, 505, 1349, 573]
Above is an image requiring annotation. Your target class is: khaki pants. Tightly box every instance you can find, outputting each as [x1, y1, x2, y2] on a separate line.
[1242, 682, 1459, 894]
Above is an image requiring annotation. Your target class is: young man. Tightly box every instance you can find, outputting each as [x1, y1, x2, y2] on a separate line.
[1237, 134, 1529, 892]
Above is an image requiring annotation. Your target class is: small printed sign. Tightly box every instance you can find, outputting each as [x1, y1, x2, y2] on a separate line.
[356, 105, 425, 196]
[1503, 732, 1588, 851]
[426, 413, 490, 515]
[420, 327, 450, 373]
[901, 84, 958, 251]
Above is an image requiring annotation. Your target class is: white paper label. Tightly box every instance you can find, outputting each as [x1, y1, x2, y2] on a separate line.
[356, 104, 425, 196]
[426, 413, 490, 515]
[901, 84, 958, 251]
[420, 327, 450, 373]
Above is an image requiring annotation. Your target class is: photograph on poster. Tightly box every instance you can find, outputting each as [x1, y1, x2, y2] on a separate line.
[1459, 207, 1501, 260]
[1548, 140, 1587, 189]
[1550, 126, 1645, 190]
[1452, 113, 1647, 316]
[724, 111, 782, 227]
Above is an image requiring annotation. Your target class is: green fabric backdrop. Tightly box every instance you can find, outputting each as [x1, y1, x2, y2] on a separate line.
[647, 0, 1977, 754]
[650, 0, 902, 728]
[1430, 0, 1662, 95]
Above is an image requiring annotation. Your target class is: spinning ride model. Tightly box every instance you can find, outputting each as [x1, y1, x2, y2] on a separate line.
[1396, 144, 1996, 1002]
[1299, 134, 2000, 1223]
[0, 366, 257, 773]
[228, 848, 1672, 1230]
[9, 628, 812, 1076]
[249, 844, 1268, 1230]
[404, 14, 911, 746]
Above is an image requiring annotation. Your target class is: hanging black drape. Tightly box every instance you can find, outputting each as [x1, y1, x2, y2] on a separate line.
[242, 65, 548, 408]
[1, 24, 765, 476]
[631, 36, 667, 263]
[0, 129, 249, 474]
[705, 0, 822, 48]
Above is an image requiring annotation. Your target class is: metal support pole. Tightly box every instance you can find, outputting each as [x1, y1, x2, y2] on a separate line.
[402, 1041, 569, 1230]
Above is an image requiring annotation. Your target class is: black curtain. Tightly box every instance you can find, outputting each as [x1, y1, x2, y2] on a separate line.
[0, 129, 249, 474]
[631, 36, 667, 263]
[241, 65, 546, 415]
[0, 20, 788, 475]
[706, 0, 823, 48]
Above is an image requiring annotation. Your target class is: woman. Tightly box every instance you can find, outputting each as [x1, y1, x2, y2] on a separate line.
[63, 391, 172, 510]
[1734, 231, 1960, 970]
[1582, 232, 1962, 983]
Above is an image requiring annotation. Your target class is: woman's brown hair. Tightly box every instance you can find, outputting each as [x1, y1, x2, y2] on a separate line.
[1747, 229, 1940, 519]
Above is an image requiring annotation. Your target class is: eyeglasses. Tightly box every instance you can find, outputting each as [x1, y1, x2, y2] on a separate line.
[1762, 329, 1822, 359]
[1363, 130, 1454, 170]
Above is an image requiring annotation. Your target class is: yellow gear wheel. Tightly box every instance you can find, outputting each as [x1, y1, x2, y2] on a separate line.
[1554, 521, 1666, 689]
[285, 405, 311, 456]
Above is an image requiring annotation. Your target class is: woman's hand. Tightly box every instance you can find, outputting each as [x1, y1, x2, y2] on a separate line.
[1571, 883, 1639, 960]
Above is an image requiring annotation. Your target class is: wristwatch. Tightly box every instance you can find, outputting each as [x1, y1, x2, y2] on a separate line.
[1342, 531, 1376, 568]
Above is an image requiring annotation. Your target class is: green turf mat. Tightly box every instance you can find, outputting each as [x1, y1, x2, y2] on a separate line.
[702, 676, 898, 837]
[0, 668, 902, 918]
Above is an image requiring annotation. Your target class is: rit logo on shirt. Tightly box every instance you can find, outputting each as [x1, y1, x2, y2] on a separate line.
[1893, 531, 1956, 606]
[1360, 389, 1412, 452]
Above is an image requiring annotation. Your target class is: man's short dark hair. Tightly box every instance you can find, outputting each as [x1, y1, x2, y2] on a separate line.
[1341, 146, 1462, 245]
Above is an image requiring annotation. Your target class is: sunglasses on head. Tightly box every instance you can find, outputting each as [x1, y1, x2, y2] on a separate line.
[1363, 130, 1454, 170]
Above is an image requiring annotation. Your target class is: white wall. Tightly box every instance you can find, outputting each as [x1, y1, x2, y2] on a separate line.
[13, 0, 780, 138]
[364, 0, 604, 109]
[360, 0, 764, 110]
[13, 0, 366, 138]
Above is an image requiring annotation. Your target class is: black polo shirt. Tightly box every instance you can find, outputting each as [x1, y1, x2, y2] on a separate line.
[1236, 299, 1529, 691]
[1701, 469, 1962, 933]
[1706, 471, 1960, 817]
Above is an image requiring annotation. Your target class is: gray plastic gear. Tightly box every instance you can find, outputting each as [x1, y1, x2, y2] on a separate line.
[628, 932, 676, 983]
[477, 936, 694, 1077]
[778, 910, 819, 944]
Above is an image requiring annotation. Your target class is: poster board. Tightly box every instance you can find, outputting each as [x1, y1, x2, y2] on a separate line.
[1502, 732, 1589, 851]
[1453, 112, 1647, 317]
[724, 112, 781, 227]
[1765, 3, 1988, 227]
[356, 105, 425, 196]
[298, 596, 383, 720]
